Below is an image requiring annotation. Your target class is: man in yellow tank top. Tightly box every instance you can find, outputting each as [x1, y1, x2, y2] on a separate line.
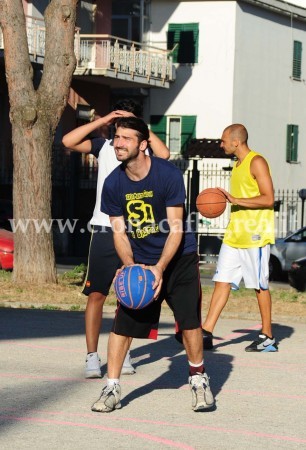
[202, 124, 278, 352]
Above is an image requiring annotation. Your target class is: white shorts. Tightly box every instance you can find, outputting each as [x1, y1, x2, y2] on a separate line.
[212, 243, 270, 290]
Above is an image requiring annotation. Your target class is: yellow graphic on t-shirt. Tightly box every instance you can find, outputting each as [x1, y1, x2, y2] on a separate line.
[126, 198, 159, 239]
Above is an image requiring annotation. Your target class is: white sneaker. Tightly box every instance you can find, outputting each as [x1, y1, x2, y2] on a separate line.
[91, 384, 121, 413]
[85, 352, 102, 379]
[189, 372, 215, 411]
[121, 351, 136, 375]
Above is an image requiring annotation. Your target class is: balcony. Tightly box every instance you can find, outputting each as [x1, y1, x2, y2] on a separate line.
[0, 16, 174, 88]
[74, 32, 174, 88]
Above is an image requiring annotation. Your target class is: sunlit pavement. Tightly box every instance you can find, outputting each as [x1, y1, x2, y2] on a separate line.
[0, 308, 305, 449]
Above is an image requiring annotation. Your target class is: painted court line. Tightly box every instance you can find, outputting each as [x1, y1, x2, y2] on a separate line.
[1, 340, 84, 353]
[0, 415, 195, 450]
[0, 373, 101, 383]
[1, 410, 306, 445]
[1, 373, 305, 400]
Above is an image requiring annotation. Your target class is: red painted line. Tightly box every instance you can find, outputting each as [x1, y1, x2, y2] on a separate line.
[221, 323, 262, 341]
[1, 412, 306, 445]
[220, 388, 306, 400]
[1, 341, 84, 353]
[0, 415, 195, 450]
[1, 374, 305, 400]
[0, 373, 102, 383]
[229, 361, 304, 372]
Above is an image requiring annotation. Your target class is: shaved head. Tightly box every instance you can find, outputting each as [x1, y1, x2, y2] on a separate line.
[223, 124, 248, 144]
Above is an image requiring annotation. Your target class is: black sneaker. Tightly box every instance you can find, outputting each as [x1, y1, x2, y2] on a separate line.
[175, 329, 214, 350]
[245, 333, 278, 352]
[203, 329, 213, 350]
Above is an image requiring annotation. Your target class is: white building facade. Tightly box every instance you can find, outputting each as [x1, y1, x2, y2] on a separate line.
[147, 0, 306, 193]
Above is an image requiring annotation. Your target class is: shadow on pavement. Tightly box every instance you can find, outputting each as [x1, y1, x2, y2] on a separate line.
[0, 308, 86, 340]
[114, 334, 233, 411]
[210, 323, 294, 351]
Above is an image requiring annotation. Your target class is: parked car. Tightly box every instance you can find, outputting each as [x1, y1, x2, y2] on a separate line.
[288, 257, 306, 292]
[269, 227, 306, 280]
[0, 228, 14, 270]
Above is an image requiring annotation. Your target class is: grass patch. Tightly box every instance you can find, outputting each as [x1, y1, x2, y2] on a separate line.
[42, 304, 61, 311]
[0, 270, 12, 280]
[59, 264, 87, 285]
[70, 304, 81, 311]
[1, 265, 306, 320]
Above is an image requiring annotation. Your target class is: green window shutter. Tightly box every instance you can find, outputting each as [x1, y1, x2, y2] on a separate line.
[286, 124, 299, 162]
[167, 24, 181, 63]
[293, 41, 302, 79]
[181, 116, 197, 154]
[150, 115, 167, 143]
[167, 23, 199, 64]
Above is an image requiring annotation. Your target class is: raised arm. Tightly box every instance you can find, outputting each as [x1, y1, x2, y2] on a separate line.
[149, 130, 170, 159]
[62, 110, 135, 153]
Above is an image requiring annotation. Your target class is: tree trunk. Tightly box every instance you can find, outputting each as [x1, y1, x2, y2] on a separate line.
[12, 123, 56, 283]
[0, 0, 77, 283]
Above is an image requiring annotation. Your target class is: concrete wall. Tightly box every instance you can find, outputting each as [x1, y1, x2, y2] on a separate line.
[149, 0, 306, 192]
[233, 2, 306, 191]
[149, 0, 236, 138]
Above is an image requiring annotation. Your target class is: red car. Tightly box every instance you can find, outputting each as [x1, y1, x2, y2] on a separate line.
[0, 228, 14, 270]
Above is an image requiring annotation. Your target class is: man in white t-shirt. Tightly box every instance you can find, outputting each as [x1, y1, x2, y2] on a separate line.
[62, 100, 170, 378]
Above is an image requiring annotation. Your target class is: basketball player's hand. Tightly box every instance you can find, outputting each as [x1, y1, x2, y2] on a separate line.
[101, 111, 129, 126]
[114, 110, 136, 118]
[217, 187, 236, 204]
[147, 264, 163, 299]
[113, 263, 135, 282]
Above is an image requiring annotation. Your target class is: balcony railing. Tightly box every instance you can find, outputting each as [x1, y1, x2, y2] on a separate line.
[0, 16, 174, 87]
[0, 15, 46, 59]
[74, 32, 174, 85]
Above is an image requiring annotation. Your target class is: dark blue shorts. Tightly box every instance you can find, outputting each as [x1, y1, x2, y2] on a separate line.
[82, 226, 121, 296]
[111, 252, 202, 339]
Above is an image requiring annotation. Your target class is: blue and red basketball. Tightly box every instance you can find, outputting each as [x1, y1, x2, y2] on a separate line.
[114, 265, 155, 309]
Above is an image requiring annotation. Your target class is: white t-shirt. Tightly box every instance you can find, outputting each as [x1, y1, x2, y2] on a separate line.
[90, 138, 120, 227]
[89, 137, 152, 226]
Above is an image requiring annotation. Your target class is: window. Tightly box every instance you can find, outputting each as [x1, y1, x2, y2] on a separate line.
[167, 117, 181, 154]
[167, 23, 199, 64]
[150, 115, 196, 156]
[286, 124, 299, 163]
[112, 0, 151, 42]
[292, 41, 302, 80]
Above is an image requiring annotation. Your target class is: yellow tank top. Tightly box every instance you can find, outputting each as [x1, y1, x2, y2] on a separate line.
[223, 151, 275, 248]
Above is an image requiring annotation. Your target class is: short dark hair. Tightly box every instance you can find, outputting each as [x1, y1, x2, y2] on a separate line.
[112, 99, 143, 118]
[116, 117, 150, 142]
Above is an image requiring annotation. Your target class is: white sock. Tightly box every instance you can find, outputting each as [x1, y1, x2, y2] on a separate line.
[188, 360, 204, 367]
[107, 378, 120, 387]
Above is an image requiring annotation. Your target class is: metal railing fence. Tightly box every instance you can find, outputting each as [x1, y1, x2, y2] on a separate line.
[1, 149, 304, 258]
[0, 18, 173, 84]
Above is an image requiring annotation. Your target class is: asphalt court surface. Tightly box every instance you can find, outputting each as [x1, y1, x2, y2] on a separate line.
[0, 307, 305, 449]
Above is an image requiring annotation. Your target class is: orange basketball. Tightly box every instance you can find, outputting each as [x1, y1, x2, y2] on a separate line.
[196, 188, 227, 218]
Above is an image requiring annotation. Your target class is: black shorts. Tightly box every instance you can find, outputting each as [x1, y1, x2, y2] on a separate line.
[82, 226, 121, 296]
[111, 252, 202, 339]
